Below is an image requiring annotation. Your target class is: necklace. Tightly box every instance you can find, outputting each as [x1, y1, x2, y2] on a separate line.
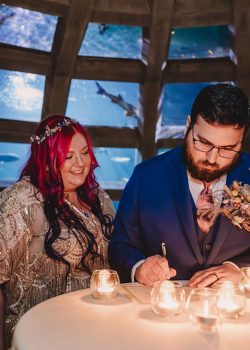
[64, 199, 90, 217]
[83, 211, 89, 218]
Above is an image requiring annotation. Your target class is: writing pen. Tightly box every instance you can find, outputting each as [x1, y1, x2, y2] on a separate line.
[161, 242, 167, 259]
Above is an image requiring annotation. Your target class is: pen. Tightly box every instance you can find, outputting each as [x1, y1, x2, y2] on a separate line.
[161, 242, 167, 259]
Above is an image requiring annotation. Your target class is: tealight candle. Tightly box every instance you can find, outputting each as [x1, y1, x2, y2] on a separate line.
[195, 300, 219, 333]
[216, 281, 246, 318]
[151, 281, 185, 317]
[244, 281, 250, 297]
[195, 314, 218, 333]
[90, 269, 120, 300]
[187, 288, 221, 333]
[241, 267, 250, 297]
[158, 299, 179, 311]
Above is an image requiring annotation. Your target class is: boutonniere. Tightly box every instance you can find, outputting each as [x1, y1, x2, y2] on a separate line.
[221, 181, 250, 232]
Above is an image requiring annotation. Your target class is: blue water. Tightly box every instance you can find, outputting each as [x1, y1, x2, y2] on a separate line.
[79, 24, 142, 59]
[162, 82, 212, 126]
[0, 142, 29, 187]
[168, 26, 230, 59]
[0, 69, 45, 122]
[0, 4, 57, 51]
[0, 5, 231, 188]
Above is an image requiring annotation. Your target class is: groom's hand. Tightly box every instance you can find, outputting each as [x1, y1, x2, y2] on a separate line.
[135, 255, 176, 286]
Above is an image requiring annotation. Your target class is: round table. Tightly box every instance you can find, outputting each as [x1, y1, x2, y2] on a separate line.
[11, 284, 250, 350]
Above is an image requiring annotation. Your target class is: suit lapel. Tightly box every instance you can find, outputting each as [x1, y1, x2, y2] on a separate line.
[166, 149, 203, 265]
[207, 154, 247, 264]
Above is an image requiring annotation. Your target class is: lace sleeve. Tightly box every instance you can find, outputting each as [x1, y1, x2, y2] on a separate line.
[0, 180, 39, 284]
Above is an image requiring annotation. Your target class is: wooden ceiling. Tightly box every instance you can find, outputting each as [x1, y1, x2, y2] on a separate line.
[0, 0, 250, 198]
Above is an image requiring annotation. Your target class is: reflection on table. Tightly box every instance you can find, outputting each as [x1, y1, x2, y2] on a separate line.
[11, 283, 250, 350]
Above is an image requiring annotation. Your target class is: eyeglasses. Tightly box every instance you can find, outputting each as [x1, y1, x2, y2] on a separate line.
[191, 128, 241, 159]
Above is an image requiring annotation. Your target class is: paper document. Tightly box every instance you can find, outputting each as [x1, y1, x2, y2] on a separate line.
[122, 282, 191, 304]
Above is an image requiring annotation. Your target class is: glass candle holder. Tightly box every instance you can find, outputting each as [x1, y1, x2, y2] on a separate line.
[186, 288, 222, 334]
[150, 281, 185, 317]
[215, 281, 246, 318]
[241, 267, 250, 297]
[90, 269, 120, 300]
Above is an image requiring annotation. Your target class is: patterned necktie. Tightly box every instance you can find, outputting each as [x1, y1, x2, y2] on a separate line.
[196, 182, 214, 233]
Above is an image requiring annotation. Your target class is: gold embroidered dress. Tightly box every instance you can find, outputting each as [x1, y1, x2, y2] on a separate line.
[0, 178, 115, 347]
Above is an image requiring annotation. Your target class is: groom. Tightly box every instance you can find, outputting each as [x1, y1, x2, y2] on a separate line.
[109, 84, 250, 288]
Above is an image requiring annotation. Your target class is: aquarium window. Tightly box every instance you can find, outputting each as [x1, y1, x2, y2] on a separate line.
[67, 79, 139, 127]
[0, 69, 45, 122]
[168, 26, 230, 59]
[79, 23, 141, 59]
[0, 142, 30, 187]
[94, 147, 137, 189]
[0, 4, 57, 51]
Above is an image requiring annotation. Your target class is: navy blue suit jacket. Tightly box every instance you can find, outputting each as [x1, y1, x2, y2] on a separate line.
[109, 147, 250, 282]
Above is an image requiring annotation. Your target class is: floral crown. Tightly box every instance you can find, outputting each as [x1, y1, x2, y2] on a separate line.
[30, 118, 73, 144]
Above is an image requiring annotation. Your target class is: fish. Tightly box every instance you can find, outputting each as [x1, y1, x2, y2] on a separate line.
[98, 24, 110, 35]
[95, 82, 137, 117]
[0, 11, 15, 25]
[0, 153, 20, 163]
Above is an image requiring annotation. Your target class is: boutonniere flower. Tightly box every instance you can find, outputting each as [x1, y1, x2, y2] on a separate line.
[221, 181, 250, 232]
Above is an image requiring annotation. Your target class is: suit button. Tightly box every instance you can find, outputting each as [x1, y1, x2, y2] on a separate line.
[205, 244, 211, 251]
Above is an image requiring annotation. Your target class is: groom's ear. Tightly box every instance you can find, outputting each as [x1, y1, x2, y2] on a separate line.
[184, 116, 191, 136]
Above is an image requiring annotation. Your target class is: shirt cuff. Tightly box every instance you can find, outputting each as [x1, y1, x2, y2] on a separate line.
[222, 261, 240, 271]
[131, 260, 145, 282]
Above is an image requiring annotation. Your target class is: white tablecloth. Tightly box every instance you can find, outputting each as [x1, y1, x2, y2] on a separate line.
[11, 283, 250, 350]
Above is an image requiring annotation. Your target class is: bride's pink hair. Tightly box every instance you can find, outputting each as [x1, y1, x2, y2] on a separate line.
[21, 114, 98, 204]
[21, 115, 112, 271]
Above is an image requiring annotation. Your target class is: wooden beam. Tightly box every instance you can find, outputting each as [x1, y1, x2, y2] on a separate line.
[0, 119, 37, 143]
[2, 0, 69, 16]
[87, 126, 140, 148]
[163, 57, 235, 83]
[3, 0, 233, 28]
[0, 119, 140, 148]
[42, 75, 70, 116]
[105, 189, 123, 201]
[233, 0, 250, 96]
[42, 0, 95, 117]
[156, 138, 183, 149]
[172, 0, 232, 27]
[92, 0, 232, 27]
[139, 0, 175, 160]
[74, 57, 144, 82]
[232, 0, 250, 153]
[92, 0, 150, 26]
[0, 43, 52, 75]
[0, 44, 235, 84]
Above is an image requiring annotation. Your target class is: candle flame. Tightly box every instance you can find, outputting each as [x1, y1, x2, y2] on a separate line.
[204, 300, 210, 316]
[158, 281, 179, 310]
[97, 270, 114, 293]
[218, 282, 239, 313]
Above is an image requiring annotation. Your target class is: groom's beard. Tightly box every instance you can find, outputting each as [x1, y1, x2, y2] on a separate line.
[183, 137, 240, 183]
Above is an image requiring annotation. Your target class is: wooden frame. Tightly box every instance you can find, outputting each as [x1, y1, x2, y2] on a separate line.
[1, 0, 250, 199]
